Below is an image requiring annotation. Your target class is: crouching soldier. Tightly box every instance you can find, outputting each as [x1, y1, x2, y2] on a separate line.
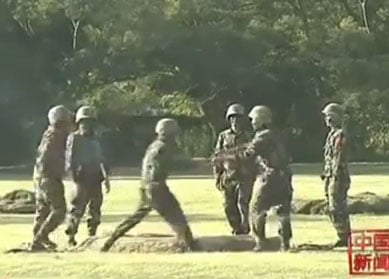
[30, 105, 73, 251]
[65, 105, 110, 246]
[100, 118, 199, 252]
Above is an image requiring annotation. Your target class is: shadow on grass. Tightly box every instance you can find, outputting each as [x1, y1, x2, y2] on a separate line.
[0, 213, 225, 225]
[0, 213, 327, 225]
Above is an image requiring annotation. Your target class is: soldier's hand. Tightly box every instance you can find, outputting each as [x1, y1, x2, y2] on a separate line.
[104, 179, 111, 194]
[320, 174, 326, 181]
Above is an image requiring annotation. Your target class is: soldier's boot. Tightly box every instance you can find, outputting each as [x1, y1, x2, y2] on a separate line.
[28, 241, 47, 252]
[68, 235, 78, 247]
[173, 224, 201, 252]
[41, 235, 58, 250]
[331, 212, 350, 248]
[252, 214, 267, 252]
[279, 214, 292, 252]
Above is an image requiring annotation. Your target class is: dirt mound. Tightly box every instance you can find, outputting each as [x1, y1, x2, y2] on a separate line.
[293, 192, 389, 215]
[71, 234, 281, 253]
[0, 190, 35, 214]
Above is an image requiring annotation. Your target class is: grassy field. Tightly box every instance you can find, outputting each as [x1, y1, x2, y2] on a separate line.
[0, 164, 388, 278]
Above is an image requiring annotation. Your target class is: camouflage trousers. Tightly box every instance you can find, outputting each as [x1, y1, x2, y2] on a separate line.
[65, 177, 103, 237]
[324, 175, 351, 242]
[250, 169, 293, 247]
[32, 177, 66, 243]
[221, 179, 254, 234]
[101, 182, 195, 251]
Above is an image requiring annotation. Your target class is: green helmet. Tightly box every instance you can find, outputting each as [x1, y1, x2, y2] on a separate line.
[155, 118, 179, 136]
[48, 105, 72, 125]
[225, 104, 244, 120]
[75, 105, 96, 123]
[248, 105, 272, 127]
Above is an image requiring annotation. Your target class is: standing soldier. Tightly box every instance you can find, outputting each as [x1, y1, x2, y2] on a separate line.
[65, 105, 111, 246]
[321, 102, 351, 247]
[211, 104, 255, 235]
[215, 105, 293, 251]
[30, 105, 73, 251]
[100, 118, 199, 252]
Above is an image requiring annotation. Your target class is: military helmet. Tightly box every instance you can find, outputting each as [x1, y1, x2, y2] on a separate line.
[155, 118, 179, 136]
[75, 105, 96, 123]
[248, 105, 272, 126]
[321, 102, 343, 117]
[225, 104, 244, 120]
[48, 105, 72, 125]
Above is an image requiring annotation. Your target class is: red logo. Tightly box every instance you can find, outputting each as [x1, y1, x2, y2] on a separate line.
[349, 230, 389, 276]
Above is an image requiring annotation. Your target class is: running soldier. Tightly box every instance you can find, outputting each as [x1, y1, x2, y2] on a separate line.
[100, 118, 199, 252]
[65, 105, 111, 246]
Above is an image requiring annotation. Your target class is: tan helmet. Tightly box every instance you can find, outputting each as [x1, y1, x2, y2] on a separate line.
[248, 105, 272, 127]
[47, 105, 72, 125]
[225, 103, 244, 120]
[75, 105, 96, 123]
[155, 118, 179, 136]
[321, 102, 343, 117]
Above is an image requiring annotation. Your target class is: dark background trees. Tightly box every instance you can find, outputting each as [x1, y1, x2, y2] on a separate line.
[1, 0, 389, 165]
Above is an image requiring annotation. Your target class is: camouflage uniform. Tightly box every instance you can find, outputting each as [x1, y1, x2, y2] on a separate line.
[101, 118, 197, 252]
[31, 105, 71, 250]
[321, 103, 351, 246]
[217, 105, 293, 251]
[64, 130, 106, 239]
[213, 128, 255, 234]
[241, 128, 293, 251]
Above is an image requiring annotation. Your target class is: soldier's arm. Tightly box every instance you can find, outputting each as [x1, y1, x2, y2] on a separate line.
[333, 131, 347, 178]
[37, 130, 63, 177]
[211, 133, 224, 179]
[65, 133, 79, 181]
[237, 132, 268, 159]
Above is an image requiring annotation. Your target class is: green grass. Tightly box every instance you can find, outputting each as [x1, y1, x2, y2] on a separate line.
[0, 164, 388, 278]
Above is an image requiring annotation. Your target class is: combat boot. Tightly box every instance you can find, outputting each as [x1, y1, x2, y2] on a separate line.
[68, 236, 77, 247]
[280, 241, 290, 252]
[333, 238, 348, 248]
[41, 236, 58, 250]
[88, 226, 97, 237]
[252, 238, 267, 252]
[28, 241, 47, 252]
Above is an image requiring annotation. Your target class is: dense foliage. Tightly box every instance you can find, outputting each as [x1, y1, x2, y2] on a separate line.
[1, 0, 389, 164]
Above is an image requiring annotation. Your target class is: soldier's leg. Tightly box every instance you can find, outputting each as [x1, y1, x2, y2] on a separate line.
[65, 183, 88, 245]
[277, 173, 293, 251]
[32, 181, 55, 249]
[32, 179, 50, 237]
[86, 182, 103, 236]
[32, 179, 66, 248]
[249, 179, 271, 251]
[222, 182, 241, 234]
[100, 188, 151, 252]
[328, 177, 351, 246]
[150, 184, 198, 250]
[237, 181, 254, 234]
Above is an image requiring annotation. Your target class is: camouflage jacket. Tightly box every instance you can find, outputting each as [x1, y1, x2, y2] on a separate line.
[65, 130, 105, 179]
[33, 126, 69, 180]
[323, 128, 349, 178]
[238, 128, 290, 174]
[141, 137, 176, 185]
[212, 128, 254, 181]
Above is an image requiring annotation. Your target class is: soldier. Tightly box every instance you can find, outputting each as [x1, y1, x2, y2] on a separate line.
[215, 105, 293, 251]
[321, 102, 351, 247]
[30, 105, 73, 251]
[64, 105, 111, 246]
[211, 104, 254, 235]
[100, 118, 199, 252]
